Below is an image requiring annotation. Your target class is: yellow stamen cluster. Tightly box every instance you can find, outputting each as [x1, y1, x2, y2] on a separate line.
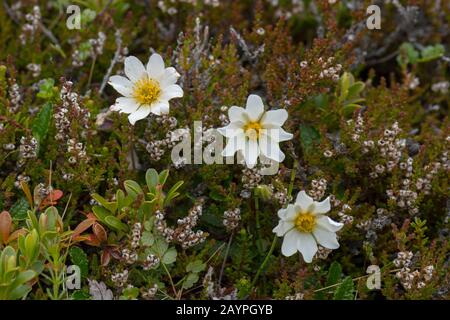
[244, 122, 262, 140]
[133, 78, 161, 105]
[295, 212, 316, 233]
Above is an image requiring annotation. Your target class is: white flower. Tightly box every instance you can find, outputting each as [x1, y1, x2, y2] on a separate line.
[108, 53, 183, 125]
[273, 191, 344, 263]
[217, 94, 293, 168]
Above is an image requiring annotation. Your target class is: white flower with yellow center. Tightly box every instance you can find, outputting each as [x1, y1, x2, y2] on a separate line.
[217, 94, 293, 168]
[272, 191, 343, 263]
[108, 53, 183, 125]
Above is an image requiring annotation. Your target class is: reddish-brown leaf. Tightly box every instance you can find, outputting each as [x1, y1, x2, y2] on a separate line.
[0, 211, 12, 244]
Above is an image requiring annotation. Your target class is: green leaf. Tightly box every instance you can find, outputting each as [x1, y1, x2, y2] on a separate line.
[9, 197, 30, 221]
[31, 102, 53, 149]
[418, 44, 444, 62]
[141, 231, 154, 246]
[8, 284, 32, 300]
[186, 260, 206, 273]
[91, 194, 117, 213]
[326, 261, 342, 286]
[182, 272, 199, 289]
[36, 79, 55, 100]
[397, 43, 419, 67]
[104, 216, 128, 232]
[299, 124, 320, 154]
[152, 238, 168, 257]
[71, 290, 91, 300]
[69, 247, 89, 278]
[145, 169, 159, 193]
[165, 181, 184, 204]
[162, 247, 177, 264]
[123, 180, 143, 198]
[333, 276, 354, 300]
[158, 170, 169, 185]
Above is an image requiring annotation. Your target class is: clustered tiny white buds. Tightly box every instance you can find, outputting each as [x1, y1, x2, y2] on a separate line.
[130, 222, 142, 249]
[67, 139, 88, 164]
[8, 83, 22, 112]
[223, 208, 241, 232]
[121, 248, 138, 265]
[318, 57, 342, 82]
[155, 200, 208, 249]
[54, 79, 90, 141]
[431, 81, 449, 94]
[285, 292, 305, 300]
[26, 63, 41, 78]
[20, 5, 41, 45]
[141, 284, 158, 300]
[143, 254, 160, 270]
[337, 204, 353, 225]
[308, 178, 327, 201]
[111, 270, 129, 288]
[394, 251, 434, 290]
[14, 173, 30, 188]
[18, 136, 37, 166]
[241, 167, 262, 195]
[89, 32, 106, 57]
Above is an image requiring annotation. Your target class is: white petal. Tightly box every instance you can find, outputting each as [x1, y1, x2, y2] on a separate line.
[159, 67, 180, 86]
[124, 56, 146, 82]
[108, 75, 133, 97]
[228, 106, 248, 123]
[313, 227, 340, 249]
[277, 207, 288, 219]
[245, 94, 264, 122]
[128, 106, 151, 125]
[261, 109, 288, 127]
[297, 232, 318, 263]
[266, 128, 293, 142]
[259, 133, 285, 162]
[295, 191, 314, 212]
[313, 196, 331, 214]
[243, 138, 259, 168]
[222, 134, 245, 157]
[272, 220, 294, 237]
[146, 53, 165, 78]
[281, 230, 298, 257]
[284, 204, 298, 220]
[151, 101, 170, 115]
[160, 84, 183, 100]
[316, 216, 344, 232]
[217, 122, 245, 138]
[114, 97, 140, 114]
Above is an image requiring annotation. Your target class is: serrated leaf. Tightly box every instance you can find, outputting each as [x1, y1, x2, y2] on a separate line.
[141, 231, 154, 246]
[9, 198, 30, 221]
[326, 261, 342, 286]
[69, 247, 89, 278]
[182, 272, 199, 289]
[162, 247, 177, 264]
[333, 276, 354, 300]
[31, 102, 52, 151]
[300, 124, 320, 154]
[186, 260, 206, 273]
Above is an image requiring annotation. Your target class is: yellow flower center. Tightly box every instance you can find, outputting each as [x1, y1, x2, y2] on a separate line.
[133, 78, 161, 105]
[244, 122, 262, 140]
[295, 212, 316, 233]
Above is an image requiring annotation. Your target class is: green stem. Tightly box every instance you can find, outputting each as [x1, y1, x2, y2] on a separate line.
[161, 262, 177, 298]
[254, 195, 263, 254]
[288, 160, 298, 197]
[250, 234, 278, 290]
